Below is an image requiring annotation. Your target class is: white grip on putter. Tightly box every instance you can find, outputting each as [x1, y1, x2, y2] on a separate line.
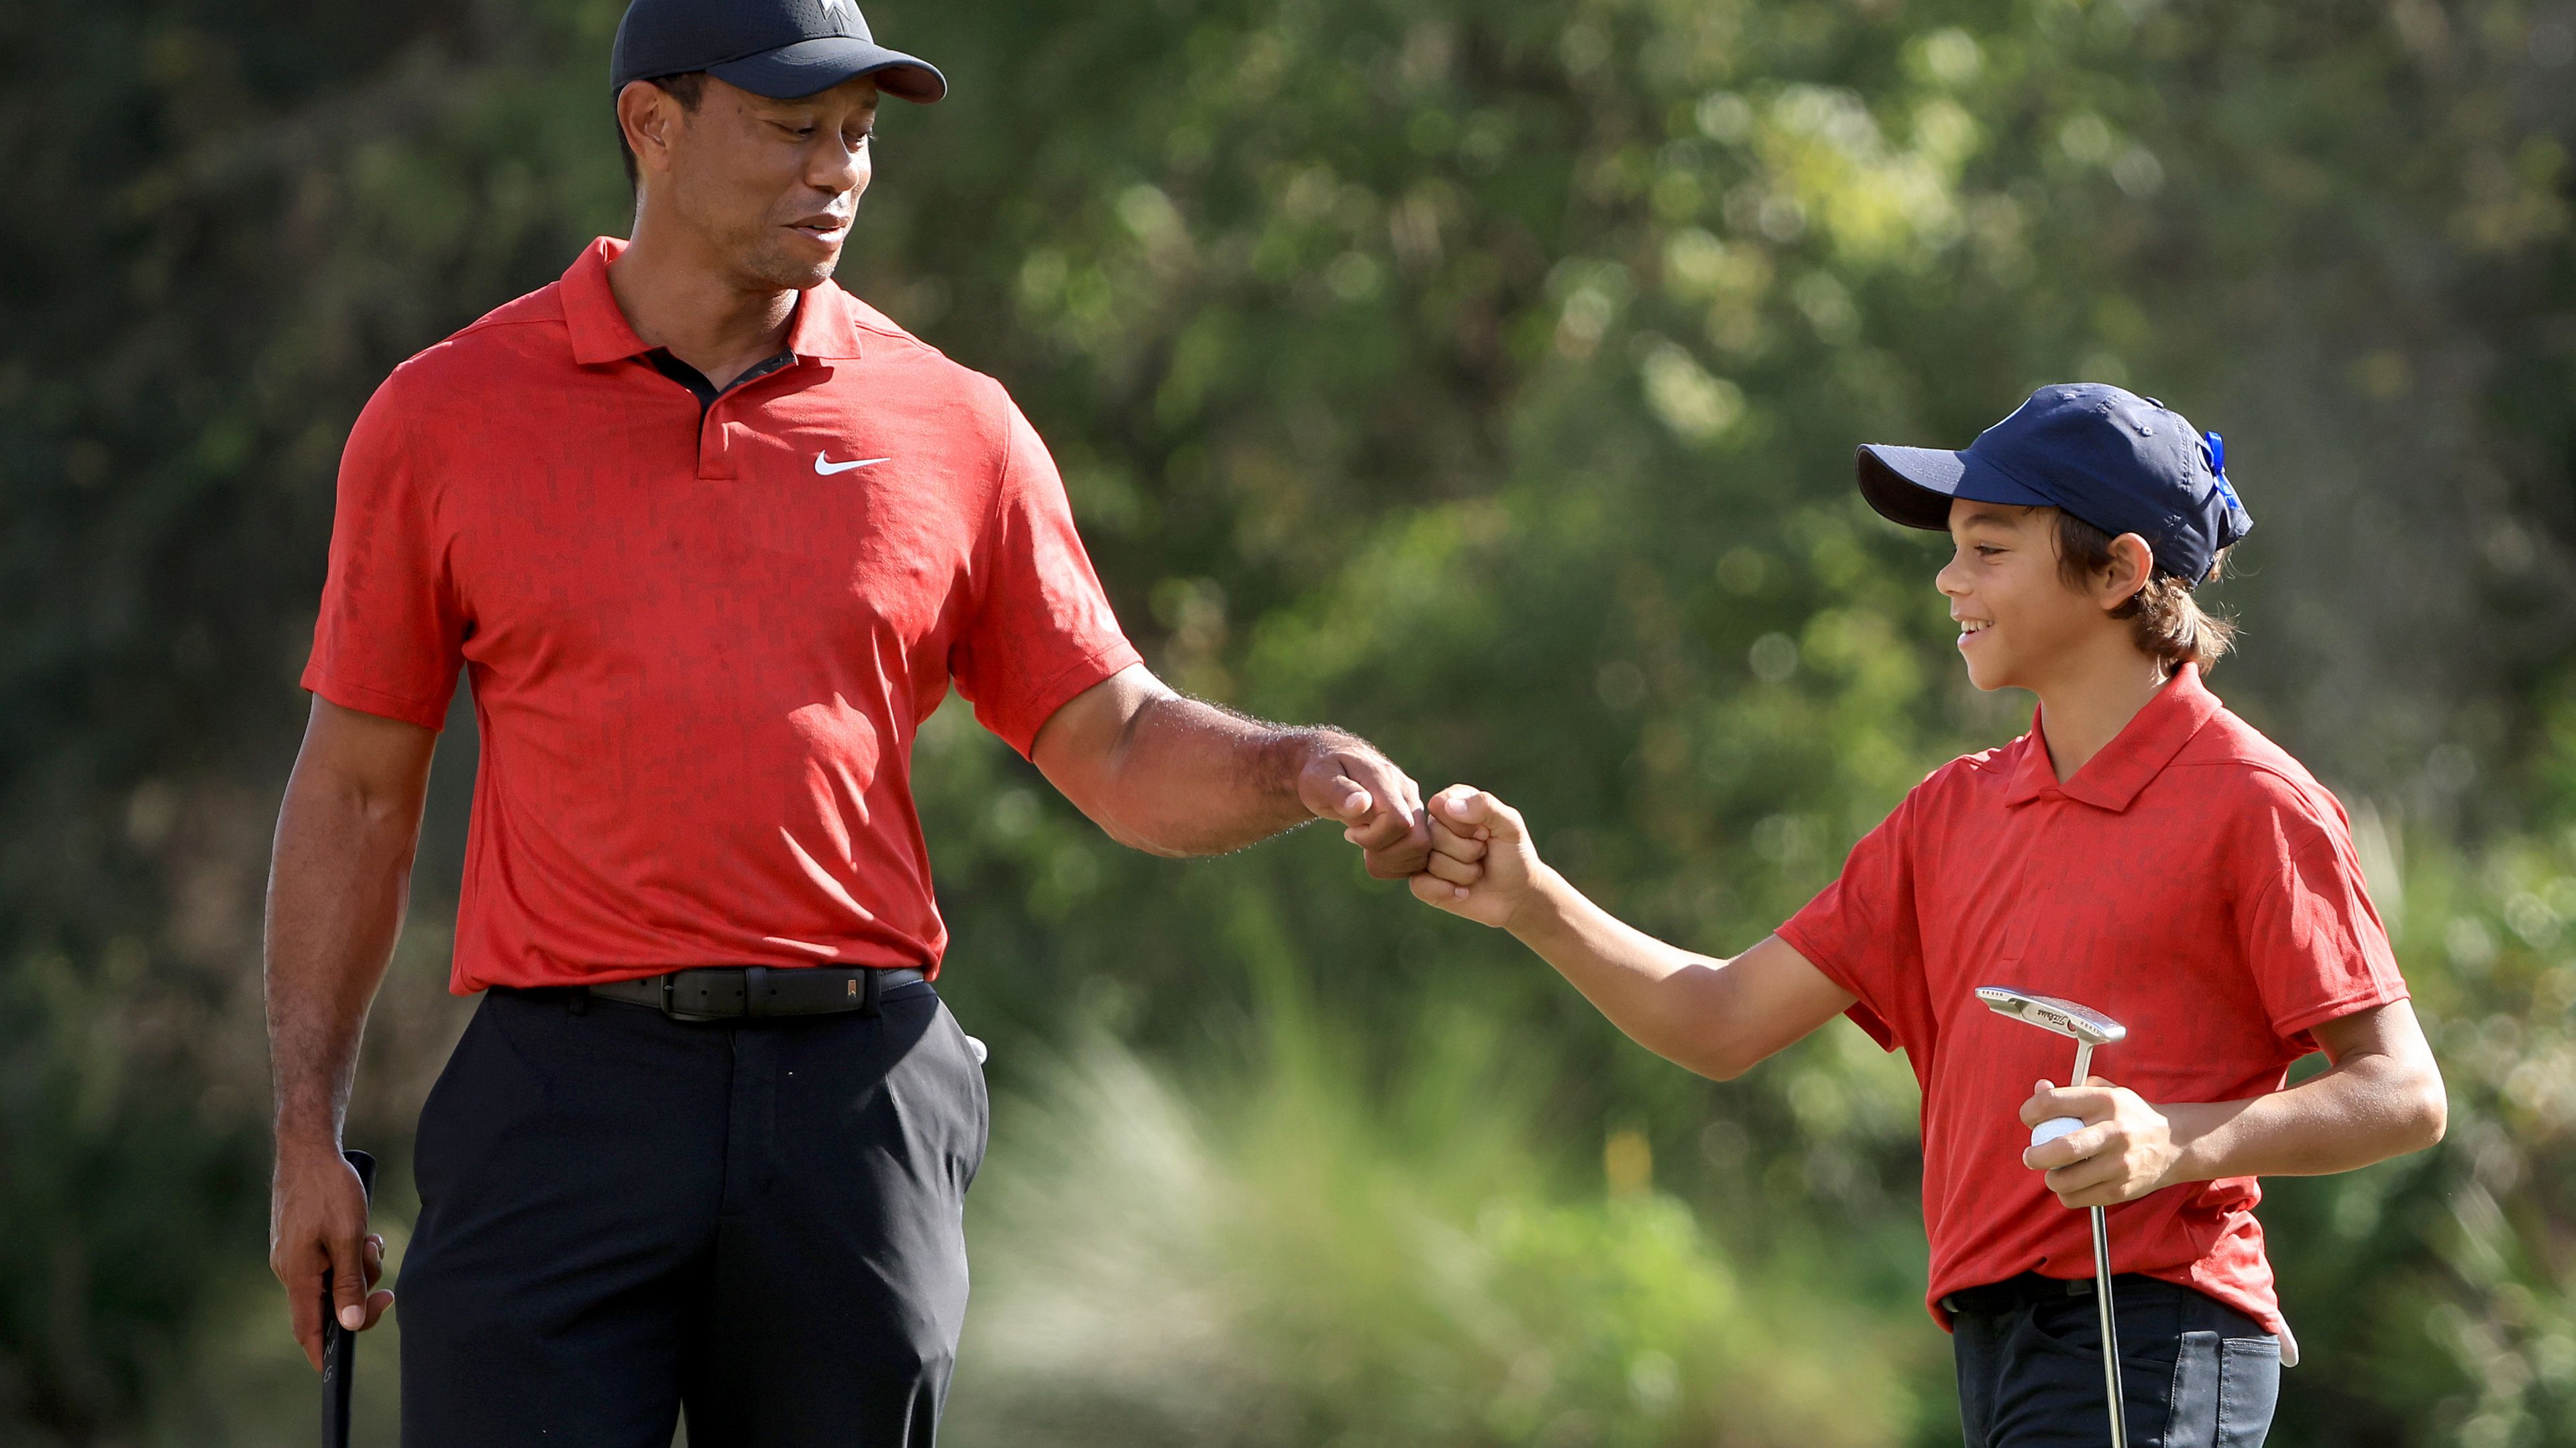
[2031, 1116, 2083, 1147]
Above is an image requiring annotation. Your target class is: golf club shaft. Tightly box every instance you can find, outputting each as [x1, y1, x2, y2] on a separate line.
[2092, 1203, 2125, 1448]
[323, 1149, 376, 1448]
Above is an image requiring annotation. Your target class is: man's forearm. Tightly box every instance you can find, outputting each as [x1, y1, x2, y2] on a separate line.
[1093, 692, 1338, 856]
[2162, 1053, 2448, 1184]
[1032, 665, 1430, 874]
[265, 773, 419, 1146]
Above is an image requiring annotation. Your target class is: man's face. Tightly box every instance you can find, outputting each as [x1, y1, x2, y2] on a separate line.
[637, 74, 880, 291]
[1935, 501, 2118, 692]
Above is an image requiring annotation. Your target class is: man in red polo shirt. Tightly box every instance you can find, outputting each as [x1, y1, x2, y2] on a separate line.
[262, 1, 1440, 1443]
[1408, 385, 2448, 1445]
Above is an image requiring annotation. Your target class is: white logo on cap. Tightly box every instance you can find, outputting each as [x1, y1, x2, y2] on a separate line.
[819, 0, 859, 27]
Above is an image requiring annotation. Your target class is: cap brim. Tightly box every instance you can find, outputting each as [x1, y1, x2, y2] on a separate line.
[708, 38, 947, 103]
[1855, 444, 2055, 531]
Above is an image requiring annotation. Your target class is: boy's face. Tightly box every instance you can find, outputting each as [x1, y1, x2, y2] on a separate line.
[1936, 502, 2123, 692]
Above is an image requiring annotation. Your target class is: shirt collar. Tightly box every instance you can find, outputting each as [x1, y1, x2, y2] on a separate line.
[784, 275, 868, 360]
[560, 236, 869, 366]
[2002, 664, 2226, 811]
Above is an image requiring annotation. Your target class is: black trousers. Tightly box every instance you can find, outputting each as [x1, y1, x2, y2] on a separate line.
[397, 983, 988, 1447]
[1952, 1274, 2281, 1448]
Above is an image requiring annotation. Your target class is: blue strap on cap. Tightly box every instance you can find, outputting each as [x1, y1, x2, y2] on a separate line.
[2204, 430, 2240, 507]
[2203, 430, 2251, 550]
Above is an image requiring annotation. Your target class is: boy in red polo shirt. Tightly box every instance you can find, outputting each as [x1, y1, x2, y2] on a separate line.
[1411, 384, 2447, 1445]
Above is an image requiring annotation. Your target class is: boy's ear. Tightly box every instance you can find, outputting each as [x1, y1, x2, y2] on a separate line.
[2095, 533, 2155, 611]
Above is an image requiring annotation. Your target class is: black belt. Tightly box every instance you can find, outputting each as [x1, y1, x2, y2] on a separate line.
[1942, 1272, 2118, 1317]
[579, 966, 929, 1021]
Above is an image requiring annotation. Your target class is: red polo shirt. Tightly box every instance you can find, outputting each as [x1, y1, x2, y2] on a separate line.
[1777, 666, 2406, 1340]
[303, 238, 1140, 990]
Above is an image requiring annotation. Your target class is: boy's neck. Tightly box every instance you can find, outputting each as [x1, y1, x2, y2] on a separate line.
[2031, 645, 2171, 783]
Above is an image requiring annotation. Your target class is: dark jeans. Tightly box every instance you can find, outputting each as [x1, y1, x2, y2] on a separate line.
[1952, 1274, 2281, 1448]
[396, 983, 989, 1447]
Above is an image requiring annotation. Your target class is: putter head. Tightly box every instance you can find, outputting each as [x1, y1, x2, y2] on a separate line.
[1975, 986, 2127, 1046]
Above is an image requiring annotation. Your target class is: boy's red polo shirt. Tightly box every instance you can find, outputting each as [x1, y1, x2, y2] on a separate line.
[303, 238, 1140, 990]
[1778, 666, 2407, 1341]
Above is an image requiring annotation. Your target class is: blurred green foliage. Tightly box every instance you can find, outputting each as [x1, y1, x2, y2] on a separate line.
[947, 982, 1939, 1448]
[4, 0, 2575, 1443]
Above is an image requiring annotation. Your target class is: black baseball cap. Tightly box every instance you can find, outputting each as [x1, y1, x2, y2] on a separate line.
[612, 0, 947, 103]
[1855, 383, 2253, 584]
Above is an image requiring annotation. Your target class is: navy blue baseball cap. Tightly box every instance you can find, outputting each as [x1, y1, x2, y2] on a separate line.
[612, 0, 947, 103]
[1856, 384, 2253, 584]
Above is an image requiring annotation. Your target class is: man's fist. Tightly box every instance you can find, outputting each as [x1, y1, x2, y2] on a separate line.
[2018, 1077, 2185, 1209]
[270, 1140, 393, 1372]
[1296, 741, 1434, 878]
[1410, 785, 1544, 928]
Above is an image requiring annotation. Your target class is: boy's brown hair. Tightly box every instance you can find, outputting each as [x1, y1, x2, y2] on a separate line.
[2052, 509, 2237, 674]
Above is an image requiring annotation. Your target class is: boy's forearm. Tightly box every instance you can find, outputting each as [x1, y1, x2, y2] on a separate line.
[1419, 786, 1853, 1078]
[2161, 1051, 2447, 1184]
[1507, 870, 1750, 1078]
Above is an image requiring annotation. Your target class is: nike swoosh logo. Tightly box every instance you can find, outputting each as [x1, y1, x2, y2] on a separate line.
[814, 453, 890, 475]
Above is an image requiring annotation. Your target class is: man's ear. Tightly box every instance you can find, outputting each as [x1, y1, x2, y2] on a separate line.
[618, 81, 678, 180]
[2098, 533, 2155, 610]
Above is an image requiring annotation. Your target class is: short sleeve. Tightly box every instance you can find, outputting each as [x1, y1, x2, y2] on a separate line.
[1776, 792, 1928, 1052]
[947, 386, 1142, 756]
[300, 376, 466, 729]
[2233, 783, 2409, 1051]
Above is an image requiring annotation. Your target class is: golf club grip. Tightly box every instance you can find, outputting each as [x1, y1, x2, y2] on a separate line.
[322, 1148, 377, 1448]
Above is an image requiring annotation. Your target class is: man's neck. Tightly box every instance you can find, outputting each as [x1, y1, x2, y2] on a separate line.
[608, 221, 800, 392]
[2030, 644, 2170, 783]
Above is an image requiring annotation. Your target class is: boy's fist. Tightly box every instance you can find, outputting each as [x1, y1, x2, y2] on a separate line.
[1411, 785, 1542, 929]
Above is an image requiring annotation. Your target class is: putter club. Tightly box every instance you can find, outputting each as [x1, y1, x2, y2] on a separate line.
[1976, 988, 2130, 1448]
[323, 1148, 377, 1448]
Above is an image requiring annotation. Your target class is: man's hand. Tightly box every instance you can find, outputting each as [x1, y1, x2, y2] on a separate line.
[1409, 785, 1542, 929]
[1295, 740, 1432, 878]
[2019, 1076, 2185, 1208]
[269, 1139, 393, 1372]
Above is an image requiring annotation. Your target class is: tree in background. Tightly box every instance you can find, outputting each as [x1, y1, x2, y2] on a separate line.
[2, 0, 2573, 1443]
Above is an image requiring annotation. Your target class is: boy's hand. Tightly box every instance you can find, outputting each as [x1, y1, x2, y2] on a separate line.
[1411, 785, 1543, 929]
[2019, 1077, 2184, 1208]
